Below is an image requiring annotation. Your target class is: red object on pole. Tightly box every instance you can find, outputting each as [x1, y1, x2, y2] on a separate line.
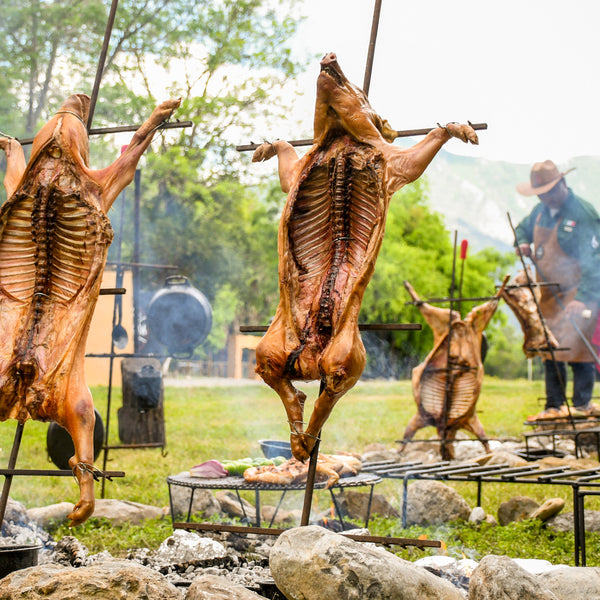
[460, 239, 468, 260]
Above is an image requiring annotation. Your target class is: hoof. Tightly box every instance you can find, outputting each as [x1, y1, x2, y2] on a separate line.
[67, 500, 94, 527]
[290, 436, 310, 462]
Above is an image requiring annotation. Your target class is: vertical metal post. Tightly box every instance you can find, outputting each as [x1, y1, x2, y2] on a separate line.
[87, 0, 120, 131]
[300, 381, 325, 526]
[0, 422, 25, 525]
[362, 0, 383, 95]
[441, 232, 459, 458]
[573, 484, 580, 566]
[133, 169, 141, 354]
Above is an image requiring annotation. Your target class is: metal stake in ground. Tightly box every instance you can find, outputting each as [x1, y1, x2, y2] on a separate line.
[300, 380, 325, 526]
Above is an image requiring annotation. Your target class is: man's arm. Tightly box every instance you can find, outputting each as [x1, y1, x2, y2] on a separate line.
[513, 208, 539, 256]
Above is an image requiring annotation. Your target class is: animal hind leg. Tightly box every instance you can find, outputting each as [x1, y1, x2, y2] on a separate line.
[255, 331, 310, 460]
[461, 413, 491, 453]
[63, 388, 96, 526]
[302, 326, 366, 460]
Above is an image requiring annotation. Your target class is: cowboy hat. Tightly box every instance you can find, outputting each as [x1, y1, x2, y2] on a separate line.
[516, 160, 575, 196]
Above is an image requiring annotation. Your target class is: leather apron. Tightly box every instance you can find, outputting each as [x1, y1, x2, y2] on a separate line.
[534, 214, 597, 362]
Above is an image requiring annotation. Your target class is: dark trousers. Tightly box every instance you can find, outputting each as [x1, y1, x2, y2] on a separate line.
[544, 360, 596, 409]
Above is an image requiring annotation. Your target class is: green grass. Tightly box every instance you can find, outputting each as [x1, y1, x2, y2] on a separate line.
[1, 377, 599, 564]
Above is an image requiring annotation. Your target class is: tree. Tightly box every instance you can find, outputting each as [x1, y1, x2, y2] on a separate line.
[0, 0, 303, 352]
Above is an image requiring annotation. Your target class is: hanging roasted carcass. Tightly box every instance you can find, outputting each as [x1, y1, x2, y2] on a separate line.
[251, 52, 479, 461]
[401, 279, 506, 459]
[500, 269, 559, 357]
[0, 94, 180, 525]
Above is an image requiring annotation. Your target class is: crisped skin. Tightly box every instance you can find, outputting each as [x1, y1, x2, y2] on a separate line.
[401, 278, 507, 459]
[500, 269, 559, 358]
[0, 94, 180, 525]
[253, 53, 478, 461]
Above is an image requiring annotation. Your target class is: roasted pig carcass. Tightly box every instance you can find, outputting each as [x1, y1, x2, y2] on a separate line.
[401, 279, 507, 459]
[252, 53, 478, 461]
[0, 94, 180, 525]
[500, 269, 559, 358]
[243, 453, 362, 488]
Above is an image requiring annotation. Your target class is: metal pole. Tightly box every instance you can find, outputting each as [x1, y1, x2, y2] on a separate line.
[441, 232, 459, 457]
[87, 0, 120, 131]
[133, 170, 141, 354]
[300, 382, 325, 526]
[0, 422, 25, 525]
[363, 0, 383, 95]
[235, 123, 488, 153]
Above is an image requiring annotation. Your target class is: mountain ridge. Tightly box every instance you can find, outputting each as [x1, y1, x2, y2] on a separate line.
[423, 149, 600, 253]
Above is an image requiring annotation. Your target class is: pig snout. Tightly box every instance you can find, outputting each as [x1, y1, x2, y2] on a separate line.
[320, 53, 338, 69]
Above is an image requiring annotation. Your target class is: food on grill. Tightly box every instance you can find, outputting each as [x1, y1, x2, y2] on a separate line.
[500, 269, 559, 357]
[0, 93, 180, 526]
[243, 453, 362, 488]
[252, 52, 478, 461]
[189, 460, 229, 478]
[220, 456, 287, 476]
[401, 278, 506, 459]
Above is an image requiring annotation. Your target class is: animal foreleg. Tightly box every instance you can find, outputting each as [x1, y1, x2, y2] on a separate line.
[64, 390, 96, 527]
[0, 137, 26, 198]
[93, 98, 181, 210]
[385, 123, 478, 195]
[399, 412, 427, 453]
[404, 280, 458, 339]
[252, 140, 301, 194]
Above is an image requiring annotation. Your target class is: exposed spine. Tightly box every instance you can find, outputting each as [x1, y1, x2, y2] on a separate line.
[316, 153, 352, 332]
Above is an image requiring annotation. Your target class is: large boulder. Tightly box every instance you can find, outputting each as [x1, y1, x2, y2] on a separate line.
[270, 525, 463, 600]
[27, 499, 165, 527]
[542, 566, 600, 599]
[547, 510, 600, 533]
[332, 490, 400, 521]
[216, 491, 256, 523]
[405, 480, 471, 525]
[0, 559, 182, 599]
[468, 554, 600, 600]
[497, 496, 539, 526]
[468, 555, 556, 599]
[169, 477, 221, 520]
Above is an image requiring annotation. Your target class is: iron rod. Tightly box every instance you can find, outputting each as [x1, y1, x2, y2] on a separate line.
[239, 323, 421, 333]
[0, 469, 125, 477]
[362, 0, 383, 95]
[173, 522, 441, 547]
[0, 422, 24, 525]
[17, 120, 193, 146]
[235, 123, 488, 152]
[405, 295, 498, 305]
[87, 0, 120, 131]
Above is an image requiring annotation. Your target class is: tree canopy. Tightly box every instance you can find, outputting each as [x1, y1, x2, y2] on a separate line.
[0, 1, 527, 376]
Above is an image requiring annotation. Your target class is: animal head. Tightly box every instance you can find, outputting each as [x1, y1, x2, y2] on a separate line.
[314, 53, 396, 146]
[30, 93, 91, 167]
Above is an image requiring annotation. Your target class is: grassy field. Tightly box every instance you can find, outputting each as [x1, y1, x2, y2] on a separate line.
[1, 376, 599, 564]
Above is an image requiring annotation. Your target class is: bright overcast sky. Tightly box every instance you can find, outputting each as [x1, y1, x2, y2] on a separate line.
[277, 0, 600, 166]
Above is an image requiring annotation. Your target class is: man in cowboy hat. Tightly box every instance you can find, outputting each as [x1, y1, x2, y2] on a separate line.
[514, 160, 600, 420]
